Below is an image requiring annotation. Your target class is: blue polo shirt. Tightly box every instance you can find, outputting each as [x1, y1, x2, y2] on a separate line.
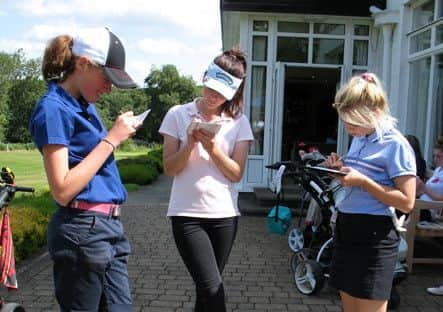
[337, 128, 416, 216]
[29, 82, 127, 204]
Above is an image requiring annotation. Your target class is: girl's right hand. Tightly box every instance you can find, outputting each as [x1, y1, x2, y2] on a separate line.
[324, 152, 343, 169]
[106, 111, 137, 147]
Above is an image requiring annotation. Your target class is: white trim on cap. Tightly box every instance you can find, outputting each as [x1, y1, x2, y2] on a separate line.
[72, 28, 110, 66]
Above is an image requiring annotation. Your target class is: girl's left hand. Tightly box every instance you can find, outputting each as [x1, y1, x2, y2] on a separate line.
[193, 129, 216, 153]
[333, 166, 367, 187]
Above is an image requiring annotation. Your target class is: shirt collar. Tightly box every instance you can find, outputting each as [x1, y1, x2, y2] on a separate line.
[364, 125, 395, 143]
[366, 130, 379, 143]
[49, 81, 89, 114]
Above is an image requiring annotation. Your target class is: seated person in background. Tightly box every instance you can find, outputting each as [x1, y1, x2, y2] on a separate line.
[416, 136, 443, 221]
[405, 134, 427, 181]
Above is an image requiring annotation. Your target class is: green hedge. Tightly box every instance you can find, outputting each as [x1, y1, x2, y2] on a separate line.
[117, 146, 163, 185]
[9, 191, 54, 262]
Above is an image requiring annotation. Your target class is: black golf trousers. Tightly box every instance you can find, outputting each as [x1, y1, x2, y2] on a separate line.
[171, 216, 238, 312]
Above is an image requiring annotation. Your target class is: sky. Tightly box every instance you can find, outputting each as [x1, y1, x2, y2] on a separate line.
[0, 0, 223, 86]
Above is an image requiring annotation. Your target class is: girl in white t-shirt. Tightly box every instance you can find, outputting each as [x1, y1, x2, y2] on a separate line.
[159, 48, 253, 312]
[417, 137, 443, 220]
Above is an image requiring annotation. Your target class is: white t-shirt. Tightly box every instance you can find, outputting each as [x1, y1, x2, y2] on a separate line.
[159, 100, 254, 218]
[420, 167, 443, 219]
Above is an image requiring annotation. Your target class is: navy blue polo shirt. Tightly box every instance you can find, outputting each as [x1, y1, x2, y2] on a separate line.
[29, 82, 127, 204]
[337, 128, 416, 216]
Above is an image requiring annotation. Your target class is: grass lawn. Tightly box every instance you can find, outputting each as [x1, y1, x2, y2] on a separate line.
[0, 150, 47, 192]
[0, 149, 149, 192]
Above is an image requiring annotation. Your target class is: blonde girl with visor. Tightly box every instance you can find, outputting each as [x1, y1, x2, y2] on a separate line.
[323, 73, 416, 312]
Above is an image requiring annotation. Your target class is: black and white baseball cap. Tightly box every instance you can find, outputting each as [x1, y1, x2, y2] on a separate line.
[72, 27, 137, 89]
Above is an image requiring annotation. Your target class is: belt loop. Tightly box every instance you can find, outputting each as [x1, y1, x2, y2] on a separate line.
[111, 205, 120, 218]
[108, 205, 114, 219]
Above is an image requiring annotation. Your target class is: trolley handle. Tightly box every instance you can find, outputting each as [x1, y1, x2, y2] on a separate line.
[13, 185, 35, 193]
[0, 184, 35, 208]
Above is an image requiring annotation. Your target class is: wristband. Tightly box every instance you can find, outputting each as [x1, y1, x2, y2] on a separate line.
[102, 138, 116, 152]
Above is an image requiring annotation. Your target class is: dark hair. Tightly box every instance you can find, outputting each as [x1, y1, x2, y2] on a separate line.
[434, 136, 443, 151]
[405, 134, 426, 180]
[42, 35, 77, 83]
[405, 135, 424, 159]
[213, 47, 247, 118]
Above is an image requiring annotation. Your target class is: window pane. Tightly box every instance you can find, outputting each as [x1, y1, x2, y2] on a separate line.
[276, 37, 308, 62]
[314, 23, 345, 35]
[412, 0, 435, 29]
[352, 69, 367, 76]
[436, 24, 443, 45]
[249, 66, 267, 155]
[277, 21, 309, 33]
[354, 25, 369, 36]
[313, 39, 344, 64]
[353, 40, 368, 65]
[439, 0, 443, 18]
[410, 30, 431, 53]
[252, 36, 267, 61]
[407, 58, 431, 146]
[253, 20, 268, 32]
[429, 54, 443, 158]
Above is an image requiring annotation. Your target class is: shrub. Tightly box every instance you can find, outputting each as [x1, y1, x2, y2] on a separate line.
[117, 146, 163, 184]
[146, 146, 163, 173]
[8, 191, 54, 262]
[119, 163, 158, 185]
[124, 183, 140, 192]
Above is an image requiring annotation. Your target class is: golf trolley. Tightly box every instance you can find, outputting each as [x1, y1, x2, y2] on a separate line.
[267, 159, 342, 296]
[0, 167, 34, 312]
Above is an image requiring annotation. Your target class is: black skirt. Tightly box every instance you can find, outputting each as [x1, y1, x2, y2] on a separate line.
[329, 212, 399, 300]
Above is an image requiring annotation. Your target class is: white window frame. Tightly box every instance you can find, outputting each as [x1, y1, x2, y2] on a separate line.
[406, 0, 443, 161]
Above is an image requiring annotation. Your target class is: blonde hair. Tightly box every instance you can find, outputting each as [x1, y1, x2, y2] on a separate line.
[333, 73, 396, 140]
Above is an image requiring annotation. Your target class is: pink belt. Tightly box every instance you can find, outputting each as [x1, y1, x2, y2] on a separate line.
[70, 200, 121, 217]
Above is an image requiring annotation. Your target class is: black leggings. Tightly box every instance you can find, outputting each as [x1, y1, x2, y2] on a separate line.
[171, 216, 238, 312]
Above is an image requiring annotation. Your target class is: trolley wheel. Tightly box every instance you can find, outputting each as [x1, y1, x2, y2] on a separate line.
[288, 227, 304, 252]
[290, 250, 308, 273]
[294, 259, 325, 295]
[1, 302, 25, 312]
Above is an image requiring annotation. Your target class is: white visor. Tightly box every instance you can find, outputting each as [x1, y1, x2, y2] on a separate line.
[202, 62, 243, 100]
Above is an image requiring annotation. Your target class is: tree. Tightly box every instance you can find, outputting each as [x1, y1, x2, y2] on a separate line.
[96, 88, 150, 136]
[0, 49, 41, 141]
[5, 77, 46, 143]
[144, 64, 199, 142]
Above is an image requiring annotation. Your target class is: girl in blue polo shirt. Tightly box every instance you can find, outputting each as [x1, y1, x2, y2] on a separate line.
[29, 28, 138, 312]
[324, 73, 416, 312]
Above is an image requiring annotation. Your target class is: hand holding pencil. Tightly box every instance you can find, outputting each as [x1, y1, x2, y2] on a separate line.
[324, 152, 343, 169]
